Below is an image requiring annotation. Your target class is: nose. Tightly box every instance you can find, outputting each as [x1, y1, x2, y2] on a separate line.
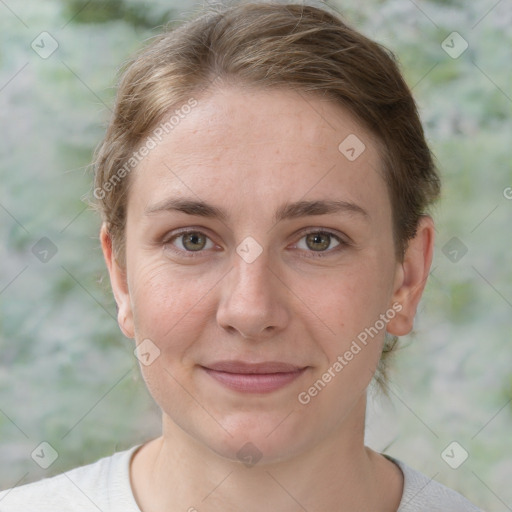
[216, 251, 290, 340]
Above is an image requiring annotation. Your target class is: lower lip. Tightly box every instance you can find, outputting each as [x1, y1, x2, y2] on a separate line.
[201, 367, 308, 393]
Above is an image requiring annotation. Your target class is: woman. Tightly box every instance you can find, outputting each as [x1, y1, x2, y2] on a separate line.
[0, 2, 484, 510]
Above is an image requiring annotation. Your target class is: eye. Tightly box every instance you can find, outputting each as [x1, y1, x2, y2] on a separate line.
[163, 228, 348, 259]
[294, 230, 345, 255]
[164, 230, 216, 255]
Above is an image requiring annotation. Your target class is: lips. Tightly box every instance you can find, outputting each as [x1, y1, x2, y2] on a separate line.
[203, 360, 305, 374]
[200, 360, 308, 393]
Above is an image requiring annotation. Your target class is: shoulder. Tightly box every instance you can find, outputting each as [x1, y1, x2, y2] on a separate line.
[0, 444, 142, 512]
[386, 456, 485, 512]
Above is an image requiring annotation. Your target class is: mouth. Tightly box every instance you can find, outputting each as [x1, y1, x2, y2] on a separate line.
[200, 360, 309, 393]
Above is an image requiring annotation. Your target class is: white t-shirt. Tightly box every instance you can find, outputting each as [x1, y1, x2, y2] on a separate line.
[0, 444, 484, 511]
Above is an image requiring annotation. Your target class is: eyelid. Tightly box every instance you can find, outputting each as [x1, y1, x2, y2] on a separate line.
[298, 227, 350, 244]
[162, 226, 213, 244]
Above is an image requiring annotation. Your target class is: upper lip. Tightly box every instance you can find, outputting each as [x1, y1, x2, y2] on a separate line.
[202, 361, 306, 374]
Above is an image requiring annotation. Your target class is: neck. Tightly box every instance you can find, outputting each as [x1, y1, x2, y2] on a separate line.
[130, 395, 403, 512]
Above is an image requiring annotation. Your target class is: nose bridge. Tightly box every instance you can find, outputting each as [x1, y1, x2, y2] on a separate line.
[233, 251, 271, 298]
[216, 245, 288, 338]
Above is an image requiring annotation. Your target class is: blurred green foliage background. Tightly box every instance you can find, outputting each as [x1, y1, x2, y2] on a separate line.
[0, 0, 510, 509]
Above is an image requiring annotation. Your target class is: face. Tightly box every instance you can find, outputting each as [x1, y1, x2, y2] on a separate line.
[103, 85, 433, 464]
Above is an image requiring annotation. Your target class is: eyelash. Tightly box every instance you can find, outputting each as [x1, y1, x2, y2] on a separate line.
[163, 228, 349, 259]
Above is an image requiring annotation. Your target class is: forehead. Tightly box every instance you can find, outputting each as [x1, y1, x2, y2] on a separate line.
[130, 85, 389, 221]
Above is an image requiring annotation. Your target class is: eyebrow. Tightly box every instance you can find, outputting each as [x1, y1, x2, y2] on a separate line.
[144, 197, 369, 223]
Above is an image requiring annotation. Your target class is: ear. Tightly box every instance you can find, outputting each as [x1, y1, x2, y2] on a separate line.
[387, 215, 435, 336]
[100, 224, 134, 339]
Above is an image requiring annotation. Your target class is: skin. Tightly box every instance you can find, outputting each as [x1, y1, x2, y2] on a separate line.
[101, 84, 435, 512]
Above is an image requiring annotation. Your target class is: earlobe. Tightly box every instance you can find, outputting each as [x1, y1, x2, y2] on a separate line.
[100, 224, 135, 339]
[386, 215, 435, 337]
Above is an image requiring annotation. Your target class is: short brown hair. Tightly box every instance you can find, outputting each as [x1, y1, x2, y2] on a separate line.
[93, 1, 441, 386]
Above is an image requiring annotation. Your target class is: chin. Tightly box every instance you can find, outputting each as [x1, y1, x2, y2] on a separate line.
[199, 410, 313, 467]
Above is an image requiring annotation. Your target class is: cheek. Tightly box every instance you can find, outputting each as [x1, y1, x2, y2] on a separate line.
[310, 254, 395, 376]
[128, 258, 217, 347]
[321, 259, 393, 329]
[298, 278, 389, 418]
[127, 261, 217, 399]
